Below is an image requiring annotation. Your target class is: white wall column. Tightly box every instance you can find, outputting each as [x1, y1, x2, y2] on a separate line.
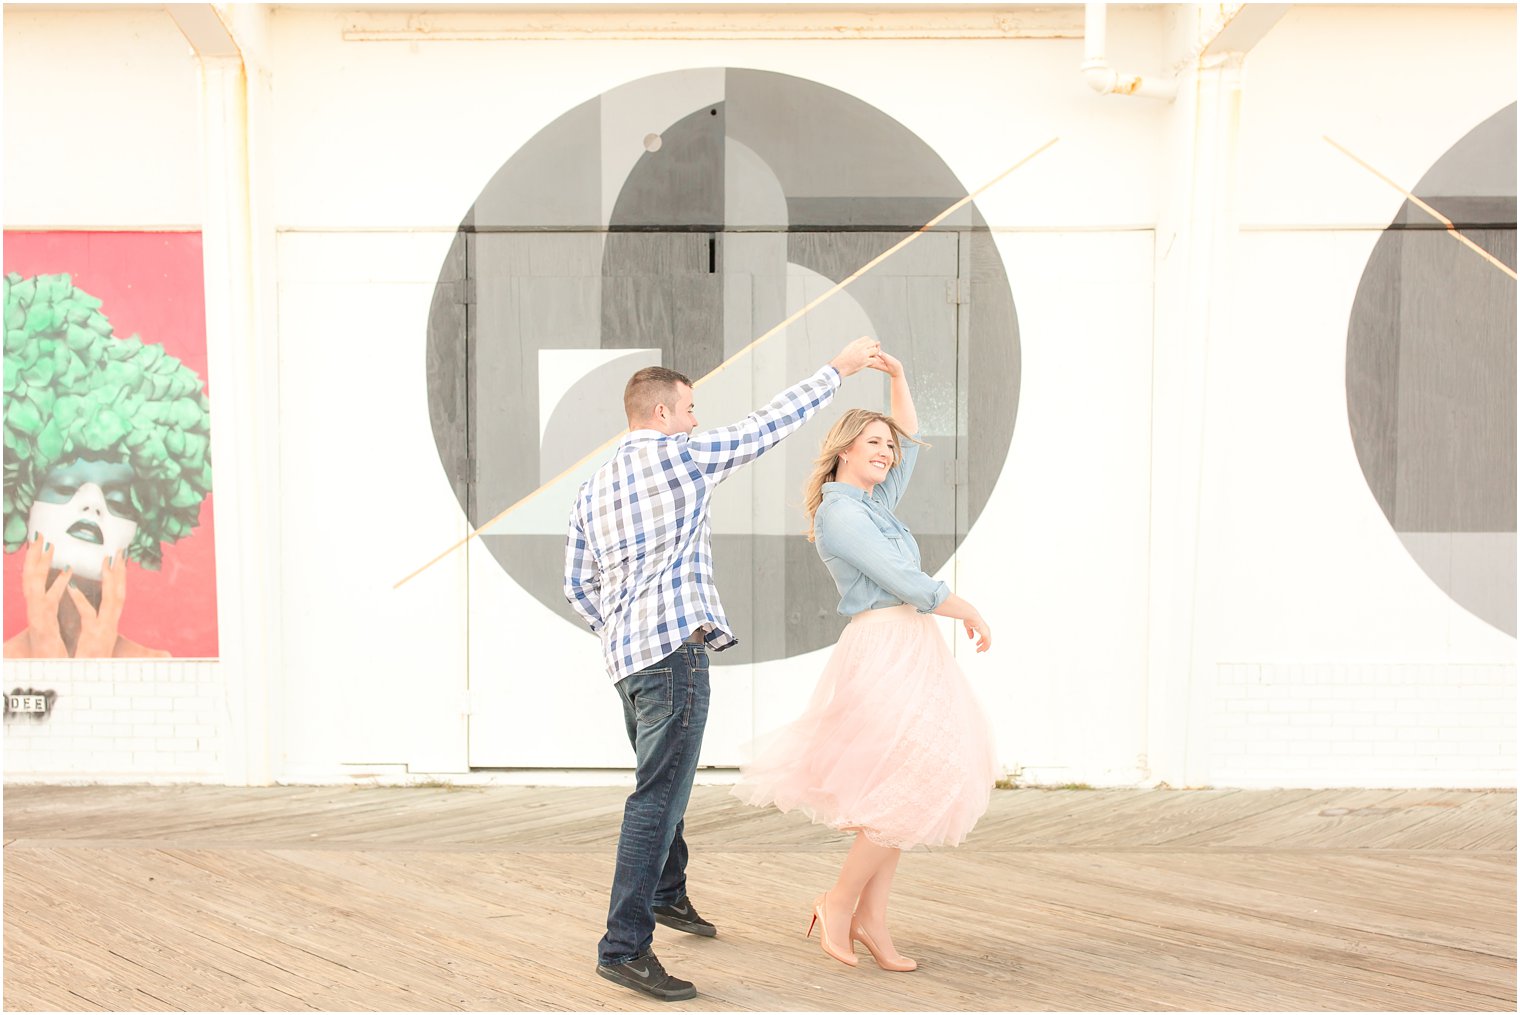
[173, 4, 281, 785]
[1145, 49, 1246, 787]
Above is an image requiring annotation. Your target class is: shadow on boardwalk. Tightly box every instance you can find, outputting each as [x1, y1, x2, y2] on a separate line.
[4, 784, 1515, 1011]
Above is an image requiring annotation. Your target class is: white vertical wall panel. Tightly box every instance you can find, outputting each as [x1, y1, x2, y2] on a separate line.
[958, 231, 1156, 786]
[275, 231, 470, 777]
[466, 537, 636, 769]
[1203, 231, 1514, 664]
[1184, 229, 1516, 788]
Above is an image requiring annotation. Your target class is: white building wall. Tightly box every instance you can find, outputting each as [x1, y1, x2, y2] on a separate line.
[1190, 4, 1517, 787]
[262, 4, 1169, 784]
[3, 659, 224, 780]
[2, 9, 204, 229]
[3, 7, 231, 782]
[3, 4, 1514, 788]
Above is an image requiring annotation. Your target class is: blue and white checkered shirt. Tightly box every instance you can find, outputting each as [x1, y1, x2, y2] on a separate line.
[564, 364, 841, 682]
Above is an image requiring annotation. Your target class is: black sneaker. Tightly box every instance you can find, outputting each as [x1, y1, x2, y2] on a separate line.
[596, 950, 697, 1001]
[653, 896, 718, 937]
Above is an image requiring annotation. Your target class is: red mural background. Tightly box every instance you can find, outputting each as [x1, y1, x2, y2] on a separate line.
[3, 231, 219, 658]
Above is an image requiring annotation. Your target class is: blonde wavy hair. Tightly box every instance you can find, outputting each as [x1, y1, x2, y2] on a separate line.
[802, 408, 925, 541]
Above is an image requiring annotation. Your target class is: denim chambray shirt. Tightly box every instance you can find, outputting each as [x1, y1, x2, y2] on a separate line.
[813, 434, 950, 617]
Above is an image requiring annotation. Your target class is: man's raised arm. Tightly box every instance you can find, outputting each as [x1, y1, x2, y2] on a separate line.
[687, 337, 880, 483]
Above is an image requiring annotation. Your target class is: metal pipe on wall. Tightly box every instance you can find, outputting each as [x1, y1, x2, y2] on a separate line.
[1082, 1, 1180, 101]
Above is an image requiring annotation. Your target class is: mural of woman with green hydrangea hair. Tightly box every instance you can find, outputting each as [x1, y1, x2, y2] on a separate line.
[3, 266, 213, 658]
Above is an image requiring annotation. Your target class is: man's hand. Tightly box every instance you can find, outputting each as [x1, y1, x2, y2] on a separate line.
[830, 336, 881, 378]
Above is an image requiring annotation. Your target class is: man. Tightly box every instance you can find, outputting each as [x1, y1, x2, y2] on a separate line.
[564, 336, 881, 1001]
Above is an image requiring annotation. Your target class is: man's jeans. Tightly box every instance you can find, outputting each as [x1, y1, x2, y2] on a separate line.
[598, 642, 711, 966]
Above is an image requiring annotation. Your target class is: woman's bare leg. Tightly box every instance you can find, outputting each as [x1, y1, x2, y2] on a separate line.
[854, 846, 908, 956]
[822, 831, 894, 947]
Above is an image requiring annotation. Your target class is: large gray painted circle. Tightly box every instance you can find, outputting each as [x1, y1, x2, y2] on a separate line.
[427, 68, 1021, 663]
[1346, 102, 1517, 635]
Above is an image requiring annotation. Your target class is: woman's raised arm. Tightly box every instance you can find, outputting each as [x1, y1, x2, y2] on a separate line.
[869, 351, 917, 434]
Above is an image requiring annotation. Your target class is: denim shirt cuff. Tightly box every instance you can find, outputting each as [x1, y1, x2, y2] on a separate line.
[916, 580, 950, 614]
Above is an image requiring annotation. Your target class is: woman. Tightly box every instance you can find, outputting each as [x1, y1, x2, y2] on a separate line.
[732, 350, 998, 972]
[3, 272, 213, 658]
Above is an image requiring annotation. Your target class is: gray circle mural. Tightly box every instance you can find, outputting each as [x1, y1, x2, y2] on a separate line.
[1347, 102, 1516, 635]
[427, 68, 1021, 663]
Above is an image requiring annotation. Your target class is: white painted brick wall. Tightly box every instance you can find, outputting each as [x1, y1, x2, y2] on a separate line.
[1204, 663, 1516, 788]
[3, 660, 226, 781]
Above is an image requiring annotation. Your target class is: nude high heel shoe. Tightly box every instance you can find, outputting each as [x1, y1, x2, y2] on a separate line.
[849, 917, 918, 972]
[805, 894, 858, 967]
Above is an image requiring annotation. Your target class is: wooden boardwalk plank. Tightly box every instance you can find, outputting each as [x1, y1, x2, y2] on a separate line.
[5, 785, 1514, 1011]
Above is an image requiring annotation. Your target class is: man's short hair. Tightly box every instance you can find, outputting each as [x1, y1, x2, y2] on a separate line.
[624, 366, 692, 423]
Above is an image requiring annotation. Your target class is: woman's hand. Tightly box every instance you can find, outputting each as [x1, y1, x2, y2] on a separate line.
[931, 593, 988, 651]
[868, 351, 915, 430]
[963, 613, 992, 653]
[68, 553, 126, 658]
[867, 350, 905, 378]
[20, 535, 71, 658]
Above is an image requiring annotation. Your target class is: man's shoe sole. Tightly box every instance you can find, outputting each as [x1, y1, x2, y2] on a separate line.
[595, 964, 698, 1001]
[653, 913, 718, 938]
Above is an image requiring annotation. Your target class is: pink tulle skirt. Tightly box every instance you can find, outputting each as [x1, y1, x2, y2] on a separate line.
[731, 605, 999, 850]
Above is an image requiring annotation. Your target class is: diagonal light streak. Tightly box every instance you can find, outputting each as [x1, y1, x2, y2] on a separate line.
[1324, 135, 1518, 281]
[395, 137, 1060, 589]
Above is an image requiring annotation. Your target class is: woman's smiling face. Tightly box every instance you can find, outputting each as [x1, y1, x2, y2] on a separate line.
[26, 458, 139, 580]
[838, 419, 898, 489]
